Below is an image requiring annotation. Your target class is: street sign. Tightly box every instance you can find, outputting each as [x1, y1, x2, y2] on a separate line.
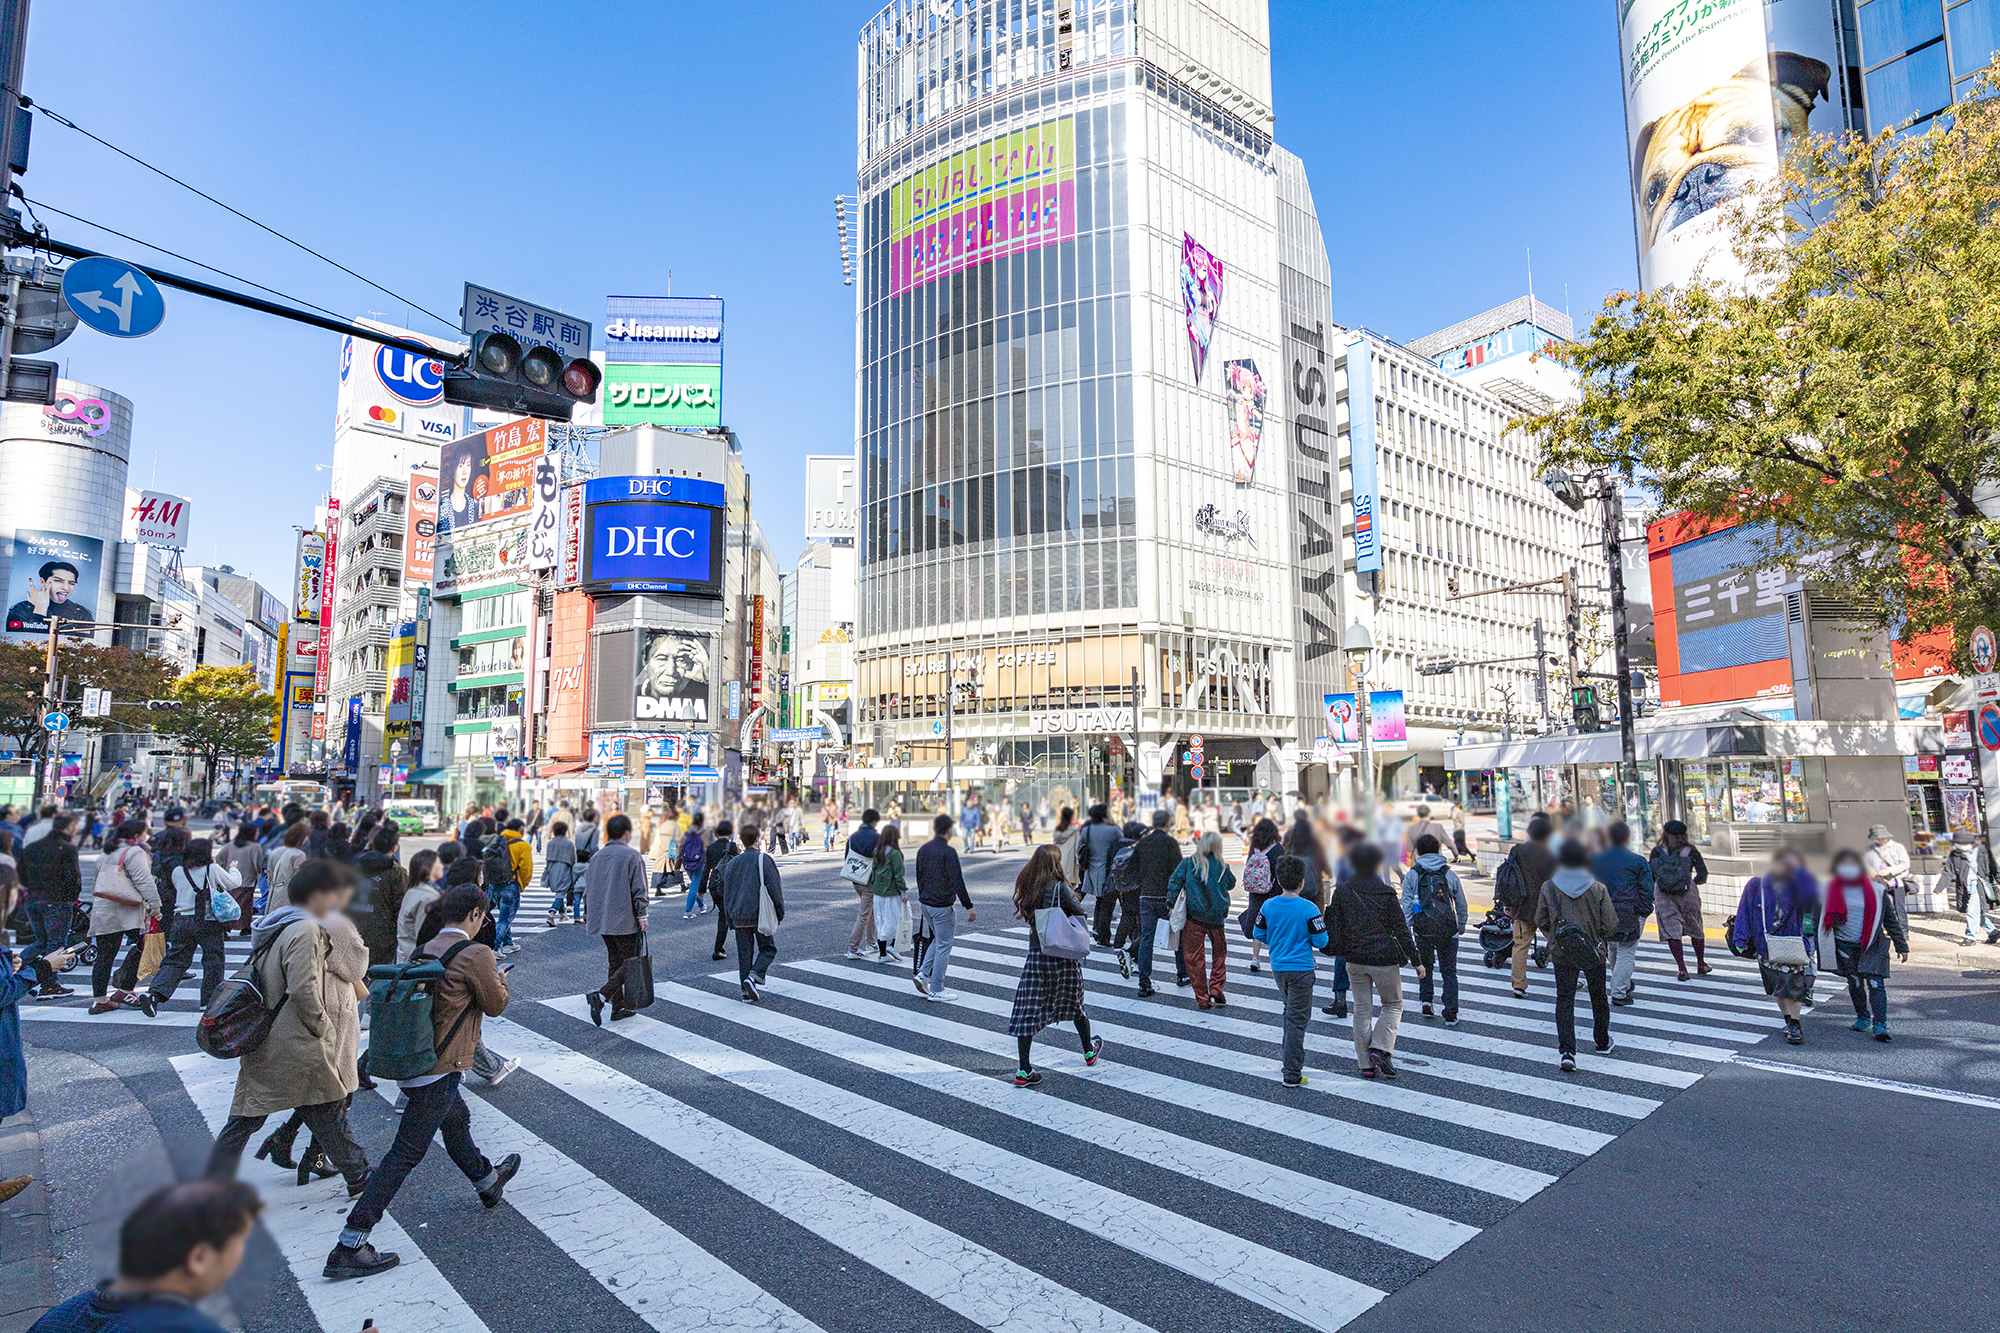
[1977, 673, 2000, 703]
[41, 711, 68, 732]
[1973, 626, 1998, 674]
[1979, 704, 2000, 752]
[9, 277, 77, 354]
[61, 256, 166, 338]
[460, 282, 591, 367]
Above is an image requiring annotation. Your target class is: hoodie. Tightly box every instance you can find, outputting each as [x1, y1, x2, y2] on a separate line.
[1399, 853, 1468, 933]
[251, 904, 311, 953]
[1533, 866, 1619, 948]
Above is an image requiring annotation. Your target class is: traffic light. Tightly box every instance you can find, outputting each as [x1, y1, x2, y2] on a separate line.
[1571, 685, 1601, 732]
[443, 330, 601, 421]
[143, 699, 182, 711]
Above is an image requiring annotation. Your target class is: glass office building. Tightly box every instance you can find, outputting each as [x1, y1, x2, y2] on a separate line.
[1858, 0, 2000, 128]
[850, 1, 1316, 809]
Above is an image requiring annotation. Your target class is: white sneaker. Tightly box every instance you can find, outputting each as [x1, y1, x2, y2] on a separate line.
[486, 1058, 521, 1086]
[877, 950, 903, 963]
[926, 988, 956, 1002]
[846, 948, 869, 960]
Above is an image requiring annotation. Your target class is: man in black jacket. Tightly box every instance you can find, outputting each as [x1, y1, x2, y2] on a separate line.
[701, 821, 740, 963]
[721, 824, 782, 1002]
[1129, 809, 1188, 998]
[913, 813, 975, 1001]
[17, 813, 82, 996]
[1500, 815, 1557, 998]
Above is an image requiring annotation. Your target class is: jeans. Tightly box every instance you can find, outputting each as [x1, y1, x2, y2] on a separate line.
[21, 899, 70, 971]
[1967, 891, 1993, 941]
[1415, 935, 1459, 1020]
[1607, 936, 1639, 997]
[91, 929, 145, 997]
[1845, 969, 1887, 1022]
[206, 1097, 369, 1188]
[1274, 969, 1315, 1079]
[343, 1074, 493, 1236]
[1180, 923, 1228, 1001]
[1553, 960, 1611, 1055]
[1134, 901, 1188, 986]
[471, 1039, 506, 1082]
[916, 904, 957, 993]
[1330, 954, 1350, 997]
[682, 867, 705, 914]
[1348, 963, 1404, 1067]
[492, 884, 520, 948]
[598, 931, 641, 1011]
[735, 927, 777, 986]
[148, 915, 229, 1006]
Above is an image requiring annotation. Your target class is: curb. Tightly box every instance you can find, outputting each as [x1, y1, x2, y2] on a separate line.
[0, 1097, 54, 1333]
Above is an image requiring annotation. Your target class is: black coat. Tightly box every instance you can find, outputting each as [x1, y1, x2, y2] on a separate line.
[1325, 875, 1420, 968]
[351, 851, 407, 968]
[16, 835, 80, 903]
[915, 838, 971, 909]
[1131, 829, 1183, 902]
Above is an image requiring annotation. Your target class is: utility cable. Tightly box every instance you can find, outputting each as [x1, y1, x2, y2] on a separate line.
[22, 95, 454, 327]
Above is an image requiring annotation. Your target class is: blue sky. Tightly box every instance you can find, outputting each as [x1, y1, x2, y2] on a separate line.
[22, 1, 1637, 598]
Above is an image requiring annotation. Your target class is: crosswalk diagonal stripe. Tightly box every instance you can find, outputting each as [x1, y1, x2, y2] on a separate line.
[169, 1054, 490, 1333]
[480, 1015, 1174, 1333]
[639, 978, 1478, 1260]
[781, 961, 1557, 1200]
[552, 996, 1389, 1330]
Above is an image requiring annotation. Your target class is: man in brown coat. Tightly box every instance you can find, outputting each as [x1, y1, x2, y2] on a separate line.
[1533, 838, 1623, 1072]
[325, 884, 520, 1282]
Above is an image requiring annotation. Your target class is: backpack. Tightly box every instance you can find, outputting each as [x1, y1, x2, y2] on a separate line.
[1543, 885, 1602, 970]
[482, 836, 519, 890]
[1493, 849, 1525, 912]
[364, 941, 478, 1080]
[195, 930, 289, 1060]
[1108, 840, 1138, 892]
[1413, 863, 1458, 942]
[1652, 846, 1693, 895]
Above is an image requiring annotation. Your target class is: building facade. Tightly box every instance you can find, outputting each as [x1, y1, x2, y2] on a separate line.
[1855, 0, 1999, 130]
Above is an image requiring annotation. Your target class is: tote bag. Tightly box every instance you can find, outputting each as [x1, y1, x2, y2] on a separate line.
[618, 934, 656, 1010]
[841, 847, 874, 886]
[756, 855, 779, 936]
[1760, 881, 1810, 968]
[1034, 884, 1092, 960]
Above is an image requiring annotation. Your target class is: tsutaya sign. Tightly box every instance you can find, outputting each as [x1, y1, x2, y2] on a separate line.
[1032, 706, 1134, 735]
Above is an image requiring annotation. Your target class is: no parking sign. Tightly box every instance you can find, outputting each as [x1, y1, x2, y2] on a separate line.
[1979, 704, 2000, 752]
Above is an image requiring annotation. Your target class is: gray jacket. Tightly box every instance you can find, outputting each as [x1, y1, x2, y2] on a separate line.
[582, 839, 649, 936]
[1077, 819, 1122, 894]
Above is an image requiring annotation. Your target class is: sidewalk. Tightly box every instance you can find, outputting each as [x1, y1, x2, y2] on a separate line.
[0, 1095, 53, 1333]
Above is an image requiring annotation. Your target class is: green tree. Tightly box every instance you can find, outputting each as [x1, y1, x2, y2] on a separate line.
[1526, 80, 2000, 659]
[149, 666, 278, 799]
[0, 641, 178, 801]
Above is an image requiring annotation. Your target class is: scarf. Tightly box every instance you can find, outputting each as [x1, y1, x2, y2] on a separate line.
[1821, 870, 1882, 947]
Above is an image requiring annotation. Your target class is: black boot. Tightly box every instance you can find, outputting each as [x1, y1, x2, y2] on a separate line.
[324, 1240, 400, 1281]
[254, 1123, 301, 1172]
[297, 1147, 339, 1185]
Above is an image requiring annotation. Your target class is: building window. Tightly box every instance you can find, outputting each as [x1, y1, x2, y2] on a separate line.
[1949, 0, 2000, 84]
[1866, 41, 1953, 126]
[1860, 0, 1945, 60]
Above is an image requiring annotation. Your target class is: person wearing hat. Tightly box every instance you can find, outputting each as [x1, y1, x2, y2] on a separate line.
[1862, 824, 1912, 911]
[1648, 819, 1711, 981]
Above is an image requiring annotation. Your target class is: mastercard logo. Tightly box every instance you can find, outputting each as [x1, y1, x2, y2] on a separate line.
[369, 405, 399, 424]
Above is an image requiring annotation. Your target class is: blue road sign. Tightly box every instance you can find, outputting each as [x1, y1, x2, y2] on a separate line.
[42, 711, 69, 733]
[61, 256, 166, 339]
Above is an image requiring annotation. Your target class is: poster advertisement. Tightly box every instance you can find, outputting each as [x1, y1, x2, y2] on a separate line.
[528, 457, 561, 571]
[384, 622, 417, 739]
[1616, 0, 1840, 291]
[404, 472, 438, 586]
[1944, 709, 1974, 751]
[122, 490, 191, 549]
[1944, 788, 1982, 837]
[436, 522, 529, 597]
[5, 530, 103, 636]
[1320, 690, 1409, 752]
[294, 531, 325, 623]
[436, 418, 546, 535]
[1223, 358, 1265, 484]
[315, 499, 340, 710]
[1181, 233, 1223, 383]
[889, 116, 1075, 299]
[635, 629, 711, 723]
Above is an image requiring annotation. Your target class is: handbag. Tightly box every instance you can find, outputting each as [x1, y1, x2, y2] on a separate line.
[1759, 881, 1810, 968]
[136, 922, 166, 983]
[93, 848, 146, 908]
[840, 847, 873, 886]
[756, 855, 779, 936]
[1035, 883, 1093, 960]
[618, 934, 656, 1010]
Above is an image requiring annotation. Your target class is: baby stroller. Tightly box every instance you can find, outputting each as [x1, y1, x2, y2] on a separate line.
[1477, 907, 1514, 969]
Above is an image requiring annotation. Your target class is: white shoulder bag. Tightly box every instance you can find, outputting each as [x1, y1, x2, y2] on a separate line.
[1760, 881, 1810, 968]
[756, 854, 779, 936]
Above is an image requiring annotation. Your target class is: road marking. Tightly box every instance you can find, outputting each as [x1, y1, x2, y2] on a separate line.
[1727, 1054, 2000, 1110]
[557, 996, 1387, 1331]
[482, 1015, 1170, 1333]
[170, 1055, 490, 1333]
[637, 980, 1476, 1260]
[23, 1006, 200, 1027]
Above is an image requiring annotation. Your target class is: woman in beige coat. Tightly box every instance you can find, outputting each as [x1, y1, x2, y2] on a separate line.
[203, 862, 371, 1193]
[262, 881, 372, 1182]
[86, 819, 160, 1012]
[1051, 808, 1080, 885]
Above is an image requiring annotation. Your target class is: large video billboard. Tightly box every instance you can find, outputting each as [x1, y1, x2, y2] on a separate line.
[888, 115, 1075, 298]
[4, 530, 103, 636]
[580, 475, 726, 597]
[634, 628, 712, 723]
[436, 418, 546, 536]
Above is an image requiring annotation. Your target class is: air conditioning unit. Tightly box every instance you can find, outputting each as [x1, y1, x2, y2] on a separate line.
[1784, 584, 1894, 723]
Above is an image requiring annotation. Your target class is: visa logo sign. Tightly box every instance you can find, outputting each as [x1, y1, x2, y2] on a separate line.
[418, 418, 456, 439]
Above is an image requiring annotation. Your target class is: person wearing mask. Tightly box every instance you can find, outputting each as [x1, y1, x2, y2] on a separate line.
[1497, 814, 1557, 999]
[137, 839, 241, 1016]
[866, 824, 909, 963]
[479, 819, 525, 956]
[325, 884, 519, 1282]
[203, 861, 371, 1192]
[30, 1180, 266, 1333]
[1318, 824, 1360, 1021]
[351, 824, 406, 970]
[1649, 819, 1712, 980]
[722, 824, 784, 1002]
[15, 813, 82, 997]
[543, 819, 580, 926]
[1863, 824, 1912, 902]
[1006, 844, 1100, 1086]
[1051, 807, 1080, 885]
[1239, 819, 1285, 974]
[703, 820, 742, 963]
[1255, 856, 1330, 1087]
[678, 812, 708, 920]
[1820, 847, 1908, 1042]
[913, 813, 975, 1001]
[86, 821, 160, 1013]
[1325, 843, 1424, 1078]
[1534, 839, 1621, 1072]
[1130, 808, 1190, 997]
[1078, 804, 1123, 945]
[583, 813, 651, 1026]
[395, 849, 443, 963]
[842, 810, 881, 960]
[1401, 833, 1468, 1024]
[219, 824, 263, 936]
[1731, 850, 1822, 1046]
[1591, 822, 1654, 1007]
[1166, 831, 1236, 1009]
[1941, 832, 2000, 946]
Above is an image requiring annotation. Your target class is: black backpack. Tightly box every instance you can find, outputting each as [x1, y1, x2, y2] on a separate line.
[1652, 846, 1693, 895]
[1493, 848, 1525, 912]
[1543, 884, 1602, 969]
[1413, 864, 1458, 942]
[1108, 839, 1138, 892]
[196, 930, 288, 1060]
[482, 836, 518, 890]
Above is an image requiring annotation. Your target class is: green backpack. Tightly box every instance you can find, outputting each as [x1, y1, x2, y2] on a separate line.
[364, 941, 477, 1081]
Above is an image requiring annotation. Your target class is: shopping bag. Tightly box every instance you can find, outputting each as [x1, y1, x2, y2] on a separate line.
[618, 935, 656, 1010]
[136, 923, 166, 984]
[894, 900, 914, 954]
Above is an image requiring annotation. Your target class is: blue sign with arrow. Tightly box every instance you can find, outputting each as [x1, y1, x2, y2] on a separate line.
[61, 256, 166, 339]
[42, 711, 69, 733]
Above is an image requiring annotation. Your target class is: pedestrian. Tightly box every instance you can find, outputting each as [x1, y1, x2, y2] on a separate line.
[703, 820, 741, 962]
[678, 812, 708, 919]
[420, 856, 519, 1090]
[961, 797, 983, 852]
[583, 813, 651, 1026]
[15, 812, 81, 996]
[1401, 833, 1467, 1024]
[0, 870, 67, 1130]
[86, 820, 159, 1013]
[574, 807, 602, 872]
[1104, 820, 1146, 964]
[1051, 807, 1079, 885]
[1020, 799, 1035, 846]
[264, 821, 309, 912]
[1731, 850, 1822, 1046]
[1863, 823, 1912, 901]
[543, 819, 579, 926]
[19, 804, 56, 848]
[1255, 855, 1329, 1087]
[352, 824, 406, 970]
[1496, 814, 1557, 999]
[842, 809, 881, 960]
[1079, 804, 1122, 944]
[1450, 798, 1471, 862]
[526, 801, 545, 853]
[1410, 804, 1452, 861]
[1240, 818, 1284, 972]
[1534, 838, 1620, 1072]
[1166, 830, 1236, 1009]
[722, 824, 784, 1002]
[137, 839, 241, 1016]
[1648, 819, 1712, 980]
[203, 861, 371, 1192]
[1591, 822, 1654, 1006]
[30, 1180, 264, 1333]
[1006, 844, 1100, 1087]
[324, 883, 519, 1281]
[1316, 823, 1358, 1021]
[867, 823, 909, 963]
[1941, 832, 2000, 946]
[395, 849, 442, 963]
[219, 824, 263, 937]
[1374, 801, 1409, 875]
[1324, 843, 1424, 1078]
[914, 813, 975, 1000]
[1129, 808, 1188, 997]
[1820, 847, 1908, 1042]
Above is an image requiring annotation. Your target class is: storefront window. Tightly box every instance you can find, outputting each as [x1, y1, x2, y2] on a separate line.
[1681, 760, 1729, 845]
[1727, 758, 1781, 822]
[1538, 766, 1571, 817]
[1781, 758, 1810, 823]
[1575, 763, 1619, 830]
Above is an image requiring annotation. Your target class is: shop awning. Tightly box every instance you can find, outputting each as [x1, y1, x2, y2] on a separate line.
[833, 764, 1032, 783]
[537, 763, 589, 776]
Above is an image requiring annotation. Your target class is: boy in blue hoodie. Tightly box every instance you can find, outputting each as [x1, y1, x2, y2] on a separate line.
[1254, 856, 1329, 1087]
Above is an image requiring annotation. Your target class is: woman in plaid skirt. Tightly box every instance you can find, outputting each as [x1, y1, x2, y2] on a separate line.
[1007, 845, 1103, 1087]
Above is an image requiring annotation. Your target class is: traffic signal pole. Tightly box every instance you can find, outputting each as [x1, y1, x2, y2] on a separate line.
[1602, 482, 1645, 838]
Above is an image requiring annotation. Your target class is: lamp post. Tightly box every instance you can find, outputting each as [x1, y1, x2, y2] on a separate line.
[1343, 619, 1375, 830]
[388, 740, 402, 797]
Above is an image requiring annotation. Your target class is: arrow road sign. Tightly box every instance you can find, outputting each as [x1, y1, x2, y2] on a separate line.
[42, 711, 68, 733]
[61, 256, 166, 339]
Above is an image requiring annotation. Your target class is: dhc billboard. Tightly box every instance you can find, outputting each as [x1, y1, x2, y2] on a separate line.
[581, 475, 726, 597]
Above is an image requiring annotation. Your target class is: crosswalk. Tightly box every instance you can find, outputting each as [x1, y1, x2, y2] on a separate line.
[158, 903, 1788, 1333]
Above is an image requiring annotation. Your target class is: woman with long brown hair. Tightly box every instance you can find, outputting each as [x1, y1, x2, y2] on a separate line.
[1006, 844, 1101, 1087]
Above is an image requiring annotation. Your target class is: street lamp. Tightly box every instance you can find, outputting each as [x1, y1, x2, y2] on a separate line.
[1343, 619, 1374, 829]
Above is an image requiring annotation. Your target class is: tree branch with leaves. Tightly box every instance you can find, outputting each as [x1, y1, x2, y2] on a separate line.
[148, 666, 277, 800]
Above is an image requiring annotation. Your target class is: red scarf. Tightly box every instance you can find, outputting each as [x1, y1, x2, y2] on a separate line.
[1821, 870, 1882, 945]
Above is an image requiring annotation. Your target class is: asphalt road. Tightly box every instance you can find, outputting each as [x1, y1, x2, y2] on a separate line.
[13, 837, 1999, 1333]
